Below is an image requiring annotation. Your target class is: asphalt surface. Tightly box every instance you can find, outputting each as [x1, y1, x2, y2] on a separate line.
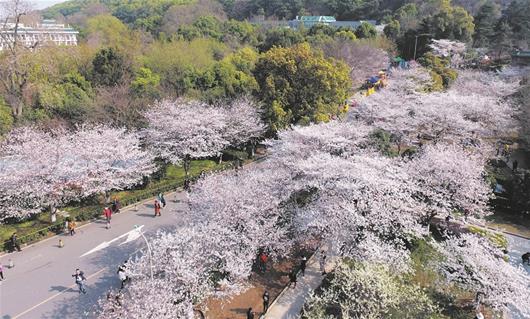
[0, 192, 188, 319]
[505, 233, 530, 319]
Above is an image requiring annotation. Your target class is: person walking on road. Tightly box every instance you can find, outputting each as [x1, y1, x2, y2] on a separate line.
[104, 206, 112, 229]
[72, 269, 87, 294]
[69, 220, 76, 236]
[320, 251, 327, 275]
[262, 291, 270, 312]
[300, 255, 307, 276]
[0, 263, 4, 280]
[111, 198, 121, 214]
[288, 269, 297, 288]
[154, 199, 161, 217]
[246, 307, 254, 319]
[158, 193, 166, 208]
[10, 233, 21, 252]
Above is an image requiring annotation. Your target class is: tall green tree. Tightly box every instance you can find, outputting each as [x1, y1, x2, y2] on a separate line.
[254, 43, 350, 132]
[355, 22, 377, 39]
[472, 1, 500, 48]
[491, 20, 514, 58]
[91, 47, 127, 87]
[505, 0, 530, 48]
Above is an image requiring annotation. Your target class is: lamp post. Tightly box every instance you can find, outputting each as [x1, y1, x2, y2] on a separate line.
[413, 33, 432, 61]
[134, 224, 154, 280]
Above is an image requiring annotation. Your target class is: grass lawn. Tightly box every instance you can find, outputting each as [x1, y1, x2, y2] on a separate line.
[0, 159, 230, 249]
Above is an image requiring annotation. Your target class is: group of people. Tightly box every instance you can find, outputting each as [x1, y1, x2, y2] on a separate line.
[246, 291, 268, 319]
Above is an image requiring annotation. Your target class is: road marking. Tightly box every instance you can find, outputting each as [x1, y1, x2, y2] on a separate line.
[12, 268, 106, 319]
[80, 225, 144, 257]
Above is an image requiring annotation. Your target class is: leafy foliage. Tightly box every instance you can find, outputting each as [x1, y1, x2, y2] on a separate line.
[254, 43, 351, 132]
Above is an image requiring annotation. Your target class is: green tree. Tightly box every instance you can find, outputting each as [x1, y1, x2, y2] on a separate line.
[259, 27, 305, 52]
[505, 0, 530, 47]
[473, 1, 500, 48]
[91, 47, 127, 87]
[86, 14, 139, 51]
[384, 19, 401, 40]
[131, 67, 161, 98]
[355, 22, 377, 39]
[37, 72, 94, 123]
[0, 97, 14, 136]
[254, 43, 350, 132]
[491, 19, 514, 58]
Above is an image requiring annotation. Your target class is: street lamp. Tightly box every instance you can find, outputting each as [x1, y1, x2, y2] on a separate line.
[134, 224, 154, 280]
[413, 33, 432, 61]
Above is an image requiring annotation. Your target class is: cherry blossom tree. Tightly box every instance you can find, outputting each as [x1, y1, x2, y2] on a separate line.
[406, 143, 493, 223]
[0, 126, 155, 221]
[97, 67, 528, 318]
[436, 234, 530, 317]
[430, 39, 466, 68]
[142, 98, 265, 176]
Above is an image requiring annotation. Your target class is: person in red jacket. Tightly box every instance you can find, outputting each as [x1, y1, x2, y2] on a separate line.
[154, 199, 161, 217]
[103, 206, 112, 229]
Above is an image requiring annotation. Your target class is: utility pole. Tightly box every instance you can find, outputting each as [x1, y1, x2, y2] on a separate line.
[413, 33, 432, 61]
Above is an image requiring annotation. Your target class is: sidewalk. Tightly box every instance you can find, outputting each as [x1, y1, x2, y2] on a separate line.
[265, 250, 335, 319]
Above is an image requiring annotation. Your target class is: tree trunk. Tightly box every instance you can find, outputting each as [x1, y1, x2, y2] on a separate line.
[50, 204, 57, 223]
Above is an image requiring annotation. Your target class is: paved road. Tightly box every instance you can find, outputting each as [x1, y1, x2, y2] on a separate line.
[505, 234, 530, 319]
[0, 192, 188, 319]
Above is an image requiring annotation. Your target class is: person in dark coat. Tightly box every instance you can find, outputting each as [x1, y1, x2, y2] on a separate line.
[10, 233, 21, 252]
[288, 270, 297, 288]
[246, 307, 254, 319]
[262, 291, 270, 312]
[300, 256, 307, 276]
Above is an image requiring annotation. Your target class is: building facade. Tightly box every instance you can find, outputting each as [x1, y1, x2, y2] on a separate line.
[0, 20, 79, 51]
[288, 16, 377, 30]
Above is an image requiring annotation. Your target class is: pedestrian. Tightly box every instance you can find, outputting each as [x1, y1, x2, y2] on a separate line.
[10, 233, 21, 252]
[72, 269, 87, 294]
[184, 178, 190, 191]
[0, 263, 4, 280]
[64, 219, 69, 234]
[262, 291, 270, 312]
[69, 220, 76, 236]
[288, 269, 297, 288]
[522, 252, 530, 265]
[158, 193, 166, 208]
[103, 206, 112, 229]
[259, 251, 268, 272]
[320, 252, 327, 275]
[513, 160, 518, 172]
[300, 256, 307, 276]
[111, 198, 120, 214]
[154, 199, 161, 217]
[504, 144, 510, 158]
[246, 307, 254, 319]
[117, 267, 127, 289]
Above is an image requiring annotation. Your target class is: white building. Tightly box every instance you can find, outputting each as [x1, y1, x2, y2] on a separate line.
[0, 20, 79, 51]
